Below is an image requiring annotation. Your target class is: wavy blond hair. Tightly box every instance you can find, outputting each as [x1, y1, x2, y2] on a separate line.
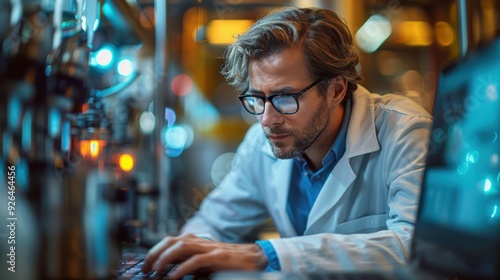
[221, 6, 362, 96]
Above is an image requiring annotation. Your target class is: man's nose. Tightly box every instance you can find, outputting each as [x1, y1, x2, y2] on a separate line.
[259, 102, 283, 126]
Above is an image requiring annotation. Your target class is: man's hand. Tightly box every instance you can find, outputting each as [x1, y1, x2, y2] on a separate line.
[142, 233, 269, 279]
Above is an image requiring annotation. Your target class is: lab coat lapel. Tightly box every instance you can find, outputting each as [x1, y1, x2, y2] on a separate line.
[305, 155, 355, 232]
[305, 86, 380, 233]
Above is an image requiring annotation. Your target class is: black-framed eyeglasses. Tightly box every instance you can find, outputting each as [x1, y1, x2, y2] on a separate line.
[238, 77, 325, 115]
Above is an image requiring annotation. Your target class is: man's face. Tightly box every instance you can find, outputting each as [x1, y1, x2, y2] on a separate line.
[247, 46, 336, 159]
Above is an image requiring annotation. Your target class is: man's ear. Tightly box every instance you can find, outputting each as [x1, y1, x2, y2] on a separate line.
[326, 76, 348, 105]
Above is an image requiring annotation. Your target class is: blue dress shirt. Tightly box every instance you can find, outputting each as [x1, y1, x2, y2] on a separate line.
[256, 97, 352, 271]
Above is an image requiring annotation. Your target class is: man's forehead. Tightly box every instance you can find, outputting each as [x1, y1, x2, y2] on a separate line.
[248, 47, 309, 80]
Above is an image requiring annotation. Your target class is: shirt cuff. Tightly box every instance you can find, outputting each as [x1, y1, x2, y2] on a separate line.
[256, 240, 281, 271]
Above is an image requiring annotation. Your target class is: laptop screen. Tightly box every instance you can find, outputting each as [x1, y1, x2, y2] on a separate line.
[412, 37, 500, 279]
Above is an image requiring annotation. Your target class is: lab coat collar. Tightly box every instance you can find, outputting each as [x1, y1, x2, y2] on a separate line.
[345, 85, 381, 157]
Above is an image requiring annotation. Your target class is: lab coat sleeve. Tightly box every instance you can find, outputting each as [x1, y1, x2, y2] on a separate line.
[267, 113, 432, 276]
[267, 230, 406, 277]
[180, 124, 270, 242]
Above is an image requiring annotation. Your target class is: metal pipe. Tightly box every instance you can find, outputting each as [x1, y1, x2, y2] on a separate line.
[154, 0, 172, 235]
[458, 0, 468, 57]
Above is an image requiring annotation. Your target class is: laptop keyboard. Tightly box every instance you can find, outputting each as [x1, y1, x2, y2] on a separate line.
[111, 251, 213, 280]
[111, 252, 177, 279]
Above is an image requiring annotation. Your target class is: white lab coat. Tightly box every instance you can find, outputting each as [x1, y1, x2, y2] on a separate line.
[181, 85, 433, 276]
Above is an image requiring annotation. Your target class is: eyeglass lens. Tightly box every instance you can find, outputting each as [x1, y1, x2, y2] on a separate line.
[272, 96, 297, 113]
[242, 97, 264, 113]
[242, 95, 298, 114]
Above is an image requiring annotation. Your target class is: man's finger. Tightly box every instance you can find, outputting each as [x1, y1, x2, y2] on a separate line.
[167, 253, 215, 280]
[152, 239, 200, 271]
[142, 236, 176, 272]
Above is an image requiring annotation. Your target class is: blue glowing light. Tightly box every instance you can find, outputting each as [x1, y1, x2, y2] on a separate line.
[117, 58, 134, 76]
[90, 44, 116, 69]
[22, 110, 32, 152]
[163, 124, 195, 157]
[466, 151, 480, 164]
[492, 205, 498, 218]
[48, 109, 61, 137]
[165, 126, 188, 150]
[165, 108, 177, 127]
[485, 84, 498, 101]
[484, 178, 492, 192]
[96, 48, 113, 67]
[164, 126, 186, 157]
[165, 147, 183, 158]
[61, 121, 71, 152]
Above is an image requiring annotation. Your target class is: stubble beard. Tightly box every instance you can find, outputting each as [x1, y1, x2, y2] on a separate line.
[265, 99, 332, 159]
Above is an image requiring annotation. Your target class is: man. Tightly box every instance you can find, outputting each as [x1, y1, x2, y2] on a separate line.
[143, 6, 432, 279]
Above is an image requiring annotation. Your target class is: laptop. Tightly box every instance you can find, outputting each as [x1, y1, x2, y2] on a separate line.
[112, 37, 500, 280]
[304, 37, 500, 280]
[406, 37, 500, 279]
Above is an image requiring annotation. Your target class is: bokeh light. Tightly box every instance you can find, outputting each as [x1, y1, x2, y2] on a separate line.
[163, 124, 195, 157]
[119, 153, 135, 172]
[117, 58, 134, 76]
[434, 21, 454, 47]
[485, 84, 498, 101]
[355, 14, 391, 53]
[211, 153, 235, 187]
[165, 107, 177, 127]
[483, 178, 492, 192]
[96, 48, 113, 67]
[139, 111, 156, 134]
[491, 154, 499, 165]
[171, 74, 193, 96]
[90, 140, 100, 158]
[466, 151, 480, 164]
[90, 44, 116, 70]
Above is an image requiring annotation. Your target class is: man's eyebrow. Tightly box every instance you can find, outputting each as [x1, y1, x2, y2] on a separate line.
[246, 88, 265, 94]
[247, 86, 296, 95]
